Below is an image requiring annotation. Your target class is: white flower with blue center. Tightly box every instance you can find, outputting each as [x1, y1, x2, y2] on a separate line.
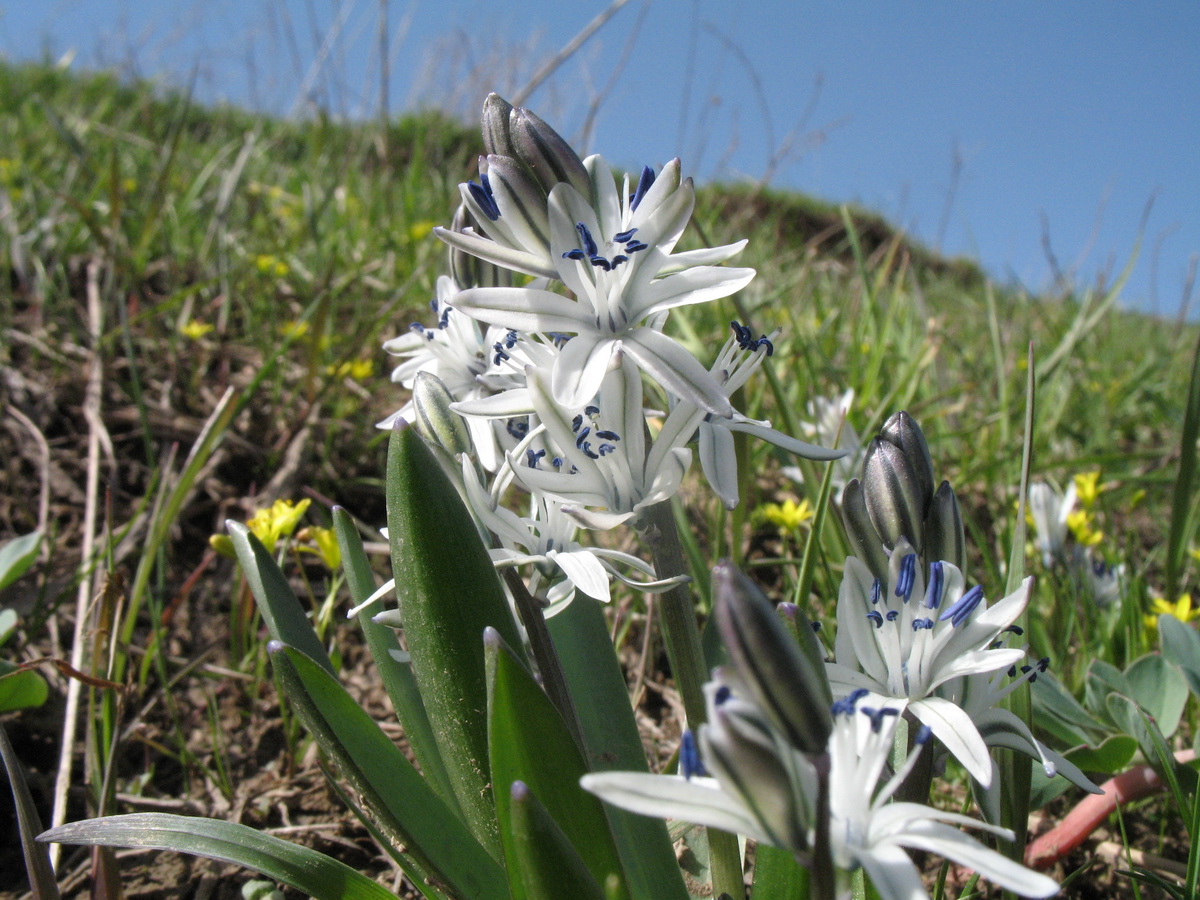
[826, 542, 1033, 787]
[445, 157, 755, 415]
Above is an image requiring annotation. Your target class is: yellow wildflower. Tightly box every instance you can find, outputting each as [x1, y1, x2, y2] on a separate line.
[326, 359, 375, 380]
[255, 254, 290, 277]
[760, 499, 814, 536]
[1066, 509, 1102, 547]
[407, 220, 436, 242]
[1144, 594, 1200, 633]
[179, 319, 214, 340]
[1073, 471, 1103, 509]
[297, 526, 341, 572]
[280, 320, 309, 339]
[246, 499, 311, 554]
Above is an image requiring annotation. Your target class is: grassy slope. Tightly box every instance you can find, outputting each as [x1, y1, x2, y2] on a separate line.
[1, 59, 1196, 894]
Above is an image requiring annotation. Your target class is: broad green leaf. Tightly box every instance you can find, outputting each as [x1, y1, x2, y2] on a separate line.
[270, 644, 507, 900]
[1030, 671, 1105, 747]
[0, 609, 17, 646]
[485, 629, 629, 900]
[506, 782, 608, 900]
[228, 521, 332, 674]
[1, 722, 61, 900]
[1063, 735, 1139, 774]
[40, 813, 395, 900]
[751, 842, 810, 900]
[1084, 659, 1129, 728]
[546, 597, 689, 900]
[1159, 616, 1200, 698]
[0, 531, 41, 591]
[386, 422, 525, 858]
[0, 661, 49, 713]
[332, 508, 458, 813]
[1123, 653, 1188, 738]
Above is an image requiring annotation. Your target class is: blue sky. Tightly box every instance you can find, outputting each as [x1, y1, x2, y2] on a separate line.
[2, 0, 1197, 316]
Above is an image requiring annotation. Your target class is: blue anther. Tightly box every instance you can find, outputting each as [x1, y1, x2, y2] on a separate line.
[506, 420, 529, 439]
[574, 426, 591, 448]
[575, 222, 599, 257]
[895, 553, 917, 601]
[590, 256, 612, 271]
[467, 177, 500, 221]
[572, 414, 584, 432]
[409, 322, 425, 333]
[504, 330, 518, 348]
[623, 240, 647, 253]
[631, 166, 656, 211]
[585, 405, 600, 416]
[866, 610, 884, 628]
[714, 684, 732, 705]
[912, 617, 935, 631]
[938, 584, 984, 627]
[525, 449, 545, 468]
[862, 706, 900, 733]
[885, 610, 899, 622]
[757, 336, 774, 356]
[610, 255, 629, 267]
[870, 578, 882, 605]
[563, 248, 587, 261]
[613, 228, 638, 243]
[598, 443, 616, 456]
[924, 561, 944, 609]
[811, 621, 823, 632]
[680, 730, 706, 780]
[1004, 624, 1025, 636]
[551, 456, 564, 468]
[595, 429, 621, 441]
[915, 725, 933, 745]
[582, 442, 599, 459]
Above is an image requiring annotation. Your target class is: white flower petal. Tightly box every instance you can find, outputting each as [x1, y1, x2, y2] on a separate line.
[453, 286, 590, 335]
[550, 548, 612, 603]
[552, 333, 615, 409]
[623, 327, 732, 417]
[909, 696, 993, 787]
[699, 422, 740, 509]
[433, 226, 556, 279]
[894, 821, 1059, 898]
[626, 265, 756, 323]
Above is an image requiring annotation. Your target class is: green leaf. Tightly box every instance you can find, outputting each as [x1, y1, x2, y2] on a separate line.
[1, 722, 61, 900]
[1123, 653, 1188, 738]
[485, 628, 629, 900]
[228, 521, 332, 674]
[0, 531, 42, 592]
[751, 842, 810, 900]
[269, 644, 508, 900]
[1159, 616, 1200, 698]
[0, 660, 49, 713]
[1084, 660, 1130, 727]
[1030, 671, 1105, 747]
[40, 813, 395, 900]
[545, 598, 689, 900]
[1063, 735, 1139, 774]
[506, 782, 609, 900]
[1165, 329, 1200, 603]
[385, 422, 525, 858]
[331, 508, 458, 813]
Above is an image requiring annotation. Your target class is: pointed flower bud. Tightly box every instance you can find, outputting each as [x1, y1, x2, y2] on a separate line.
[862, 437, 927, 553]
[510, 106, 591, 199]
[411, 371, 471, 456]
[712, 561, 832, 755]
[924, 480, 966, 572]
[878, 411, 935, 512]
[841, 478, 890, 580]
[480, 93, 515, 157]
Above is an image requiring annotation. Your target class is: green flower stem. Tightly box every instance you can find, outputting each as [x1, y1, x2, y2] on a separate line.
[640, 499, 745, 900]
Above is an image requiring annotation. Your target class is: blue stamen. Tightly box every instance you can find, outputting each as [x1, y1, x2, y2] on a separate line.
[563, 248, 586, 261]
[575, 222, 599, 257]
[598, 443, 616, 456]
[1003, 624, 1024, 636]
[572, 414, 584, 432]
[885, 610, 899, 622]
[525, 449, 545, 468]
[924, 561, 944, 609]
[409, 322, 425, 333]
[506, 420, 529, 440]
[623, 240, 647, 253]
[467, 177, 500, 221]
[866, 610, 884, 628]
[613, 228, 638, 243]
[585, 405, 600, 416]
[631, 166, 656, 211]
[831, 688, 869, 717]
[714, 684, 732, 705]
[870, 578, 882, 605]
[912, 617, 935, 631]
[575, 426, 591, 448]
[680, 730, 706, 780]
[914, 725, 933, 745]
[861, 706, 900, 733]
[595, 429, 621, 441]
[811, 621, 822, 632]
[938, 584, 984, 627]
[896, 553, 917, 601]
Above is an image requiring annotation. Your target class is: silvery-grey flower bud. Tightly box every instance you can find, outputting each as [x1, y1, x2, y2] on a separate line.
[700, 688, 808, 852]
[841, 478, 891, 580]
[862, 437, 928, 554]
[712, 561, 832, 755]
[480, 93, 515, 157]
[411, 371, 470, 456]
[510, 106, 591, 198]
[878, 411, 935, 512]
[924, 480, 966, 572]
[483, 154, 551, 249]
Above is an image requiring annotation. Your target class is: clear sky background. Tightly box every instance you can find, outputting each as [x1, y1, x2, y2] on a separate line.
[2, 0, 1197, 317]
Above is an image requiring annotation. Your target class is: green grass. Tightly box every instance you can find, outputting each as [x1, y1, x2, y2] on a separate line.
[2, 58, 1198, 897]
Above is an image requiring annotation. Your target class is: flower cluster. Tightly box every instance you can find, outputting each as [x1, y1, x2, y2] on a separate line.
[380, 95, 840, 610]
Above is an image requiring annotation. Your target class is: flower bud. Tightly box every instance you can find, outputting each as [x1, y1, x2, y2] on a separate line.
[411, 371, 470, 456]
[841, 477, 891, 580]
[510, 106, 591, 198]
[878, 411, 935, 510]
[862, 437, 927, 553]
[700, 687, 808, 852]
[924, 480, 966, 572]
[483, 154, 551, 250]
[480, 93, 515, 157]
[712, 561, 832, 755]
[447, 205, 511, 289]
